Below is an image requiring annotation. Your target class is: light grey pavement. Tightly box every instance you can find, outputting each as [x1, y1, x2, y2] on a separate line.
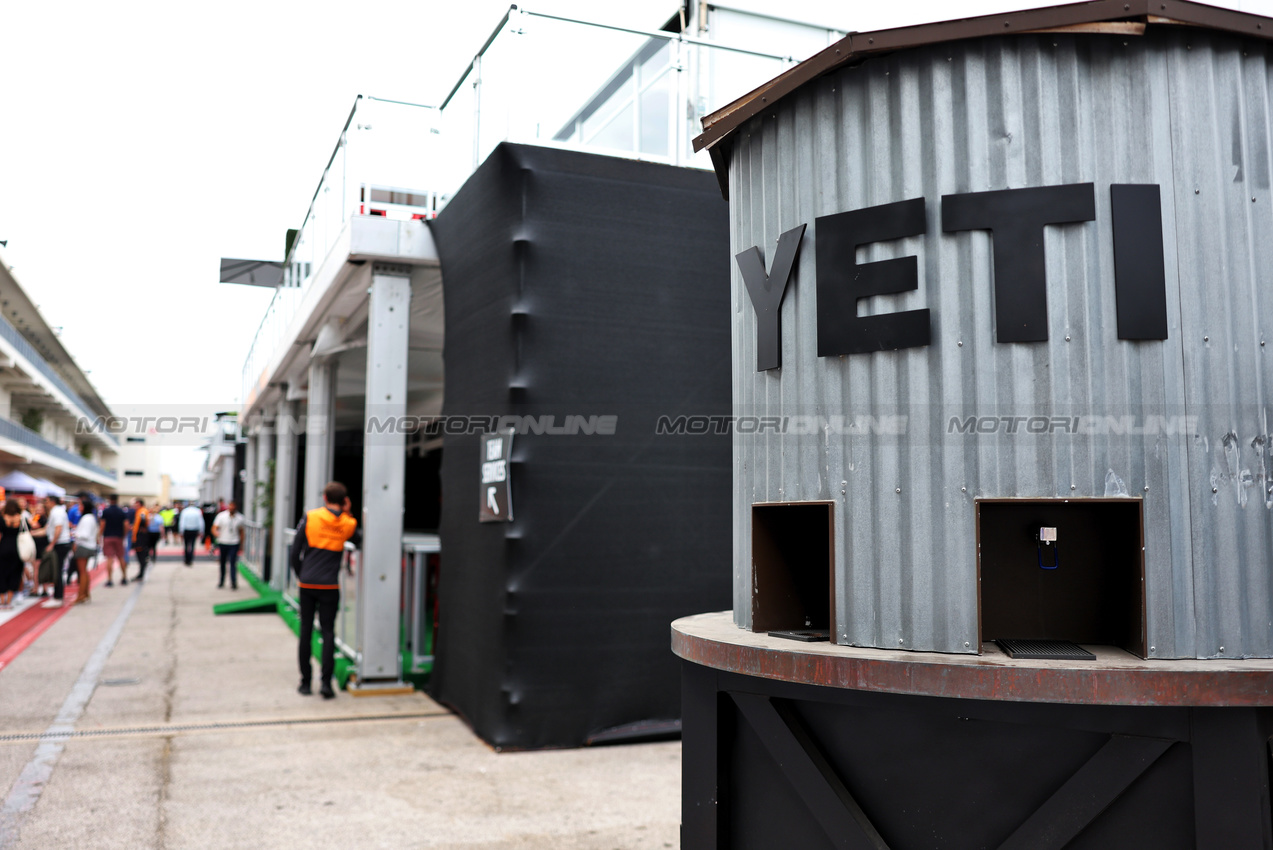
[0, 549, 681, 849]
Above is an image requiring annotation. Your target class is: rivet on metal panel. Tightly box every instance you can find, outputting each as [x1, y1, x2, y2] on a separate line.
[895, 487, 901, 494]
[899, 638, 904, 644]
[1262, 341, 1266, 346]
[1204, 336, 1209, 342]
[1124, 3, 1129, 8]
[957, 340, 963, 347]
[1195, 188, 1200, 194]
[1065, 334, 1071, 342]
[1213, 487, 1219, 493]
[1004, 21, 1010, 27]
[868, 37, 874, 43]
[1143, 485, 1150, 492]
[1253, 197, 1258, 202]
[1070, 484, 1077, 491]
[964, 641, 970, 648]
[961, 486, 967, 493]
[1220, 646, 1225, 653]
[1150, 645, 1156, 653]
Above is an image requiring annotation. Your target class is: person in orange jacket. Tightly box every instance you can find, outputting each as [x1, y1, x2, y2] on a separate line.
[130, 499, 151, 582]
[289, 481, 360, 699]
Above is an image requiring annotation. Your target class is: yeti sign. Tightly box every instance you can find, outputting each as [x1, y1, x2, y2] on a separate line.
[737, 183, 1169, 371]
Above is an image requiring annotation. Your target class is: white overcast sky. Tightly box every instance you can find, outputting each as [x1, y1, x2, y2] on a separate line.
[1, 0, 1271, 481]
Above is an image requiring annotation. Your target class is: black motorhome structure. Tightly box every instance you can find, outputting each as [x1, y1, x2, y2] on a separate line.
[228, 4, 852, 748]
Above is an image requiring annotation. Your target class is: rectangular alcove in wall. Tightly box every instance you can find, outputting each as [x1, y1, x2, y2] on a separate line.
[751, 502, 835, 633]
[977, 499, 1146, 657]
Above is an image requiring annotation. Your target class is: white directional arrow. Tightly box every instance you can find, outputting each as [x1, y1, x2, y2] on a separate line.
[487, 486, 499, 514]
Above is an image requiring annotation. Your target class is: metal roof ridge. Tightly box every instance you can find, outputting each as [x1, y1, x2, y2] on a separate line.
[692, 0, 1273, 191]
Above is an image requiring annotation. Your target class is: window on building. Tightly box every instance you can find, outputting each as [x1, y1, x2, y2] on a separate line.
[123, 470, 144, 477]
[554, 38, 675, 159]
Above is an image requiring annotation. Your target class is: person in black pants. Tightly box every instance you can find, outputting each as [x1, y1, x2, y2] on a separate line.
[177, 501, 204, 566]
[130, 499, 152, 581]
[212, 501, 244, 590]
[290, 481, 360, 699]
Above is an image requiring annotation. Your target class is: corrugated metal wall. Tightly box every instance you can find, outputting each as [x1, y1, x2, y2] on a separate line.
[730, 29, 1273, 658]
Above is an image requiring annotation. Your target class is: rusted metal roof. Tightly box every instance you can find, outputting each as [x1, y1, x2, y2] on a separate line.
[693, 0, 1273, 194]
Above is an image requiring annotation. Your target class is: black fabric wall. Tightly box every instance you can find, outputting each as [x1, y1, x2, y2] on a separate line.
[428, 143, 732, 749]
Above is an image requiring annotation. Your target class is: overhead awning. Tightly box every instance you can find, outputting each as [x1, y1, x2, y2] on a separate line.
[0, 469, 43, 493]
[32, 478, 65, 497]
[219, 258, 285, 287]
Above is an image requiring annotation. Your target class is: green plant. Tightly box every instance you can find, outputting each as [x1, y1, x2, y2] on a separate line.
[20, 408, 43, 433]
[255, 457, 275, 528]
[78, 443, 92, 460]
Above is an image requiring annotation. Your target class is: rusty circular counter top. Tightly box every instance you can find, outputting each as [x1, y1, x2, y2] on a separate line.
[672, 612, 1273, 708]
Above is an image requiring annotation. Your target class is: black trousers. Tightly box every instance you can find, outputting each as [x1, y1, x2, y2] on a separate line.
[53, 542, 71, 600]
[298, 587, 339, 686]
[182, 530, 199, 564]
[218, 544, 239, 587]
[134, 539, 151, 578]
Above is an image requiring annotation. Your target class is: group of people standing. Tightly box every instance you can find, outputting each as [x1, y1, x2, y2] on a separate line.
[0, 492, 150, 608]
[0, 494, 247, 609]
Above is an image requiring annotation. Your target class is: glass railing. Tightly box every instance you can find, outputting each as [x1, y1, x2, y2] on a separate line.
[436, 8, 794, 179]
[239, 520, 268, 576]
[0, 416, 115, 481]
[240, 96, 448, 409]
[0, 311, 116, 446]
[241, 12, 795, 410]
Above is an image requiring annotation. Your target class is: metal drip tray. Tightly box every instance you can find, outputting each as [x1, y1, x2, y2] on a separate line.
[768, 629, 830, 642]
[995, 639, 1096, 661]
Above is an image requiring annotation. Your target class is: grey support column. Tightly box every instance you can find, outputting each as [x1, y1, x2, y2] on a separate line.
[254, 419, 274, 526]
[303, 358, 337, 513]
[358, 265, 411, 682]
[271, 395, 298, 592]
[243, 433, 257, 518]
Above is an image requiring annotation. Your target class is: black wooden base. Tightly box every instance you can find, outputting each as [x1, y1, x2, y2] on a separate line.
[682, 662, 1273, 849]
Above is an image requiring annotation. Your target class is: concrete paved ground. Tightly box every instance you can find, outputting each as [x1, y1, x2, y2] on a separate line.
[0, 549, 681, 849]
